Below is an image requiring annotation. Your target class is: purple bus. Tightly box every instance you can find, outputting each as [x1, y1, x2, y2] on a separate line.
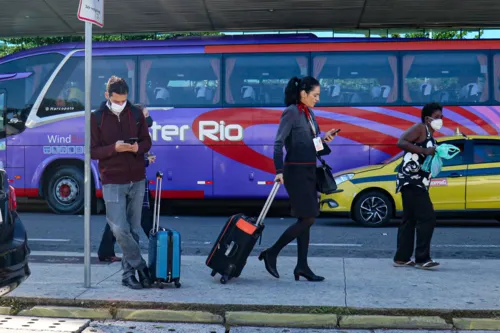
[0, 34, 499, 214]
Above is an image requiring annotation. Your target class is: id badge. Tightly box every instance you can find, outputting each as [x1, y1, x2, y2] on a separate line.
[313, 137, 324, 152]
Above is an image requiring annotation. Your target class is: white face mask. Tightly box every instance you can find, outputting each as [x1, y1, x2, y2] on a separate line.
[430, 118, 443, 131]
[108, 101, 126, 114]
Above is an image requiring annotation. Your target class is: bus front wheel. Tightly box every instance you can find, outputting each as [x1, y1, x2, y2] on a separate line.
[46, 165, 85, 215]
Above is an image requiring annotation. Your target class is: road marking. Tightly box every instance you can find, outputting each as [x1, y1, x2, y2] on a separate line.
[28, 238, 70, 242]
[289, 243, 362, 247]
[434, 244, 500, 248]
[30, 251, 95, 257]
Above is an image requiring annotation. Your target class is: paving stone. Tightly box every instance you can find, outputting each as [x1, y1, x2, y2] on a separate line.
[82, 320, 226, 332]
[0, 314, 89, 332]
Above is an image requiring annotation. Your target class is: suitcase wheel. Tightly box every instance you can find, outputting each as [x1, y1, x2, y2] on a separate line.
[210, 270, 216, 277]
[220, 275, 229, 284]
[175, 280, 181, 288]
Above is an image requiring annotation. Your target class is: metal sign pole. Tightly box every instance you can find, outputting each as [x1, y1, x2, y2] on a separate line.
[84, 21, 93, 288]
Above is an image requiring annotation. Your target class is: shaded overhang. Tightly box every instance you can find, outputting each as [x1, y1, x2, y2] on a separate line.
[1, 0, 500, 37]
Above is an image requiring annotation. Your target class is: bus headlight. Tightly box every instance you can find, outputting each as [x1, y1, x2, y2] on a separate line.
[334, 173, 354, 185]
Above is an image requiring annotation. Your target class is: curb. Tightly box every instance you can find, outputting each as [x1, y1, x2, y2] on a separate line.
[19, 306, 113, 320]
[2, 298, 500, 330]
[115, 309, 223, 324]
[339, 315, 452, 330]
[454, 318, 500, 330]
[226, 312, 338, 328]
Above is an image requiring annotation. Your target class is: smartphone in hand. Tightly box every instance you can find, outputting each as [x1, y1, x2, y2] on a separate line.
[124, 137, 138, 144]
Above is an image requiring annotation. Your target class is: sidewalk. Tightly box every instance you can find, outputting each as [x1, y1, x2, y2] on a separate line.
[9, 255, 500, 309]
[3, 256, 500, 330]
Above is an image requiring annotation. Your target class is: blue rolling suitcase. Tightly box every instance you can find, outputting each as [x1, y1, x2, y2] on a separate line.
[148, 171, 182, 289]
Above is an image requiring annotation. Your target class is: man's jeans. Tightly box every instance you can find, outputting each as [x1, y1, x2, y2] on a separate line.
[98, 181, 152, 258]
[102, 179, 147, 279]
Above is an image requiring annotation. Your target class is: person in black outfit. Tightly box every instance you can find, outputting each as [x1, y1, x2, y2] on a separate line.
[259, 76, 338, 282]
[98, 104, 154, 262]
[393, 102, 443, 269]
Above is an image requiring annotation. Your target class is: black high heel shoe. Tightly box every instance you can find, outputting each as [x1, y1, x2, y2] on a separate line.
[258, 250, 279, 279]
[293, 267, 325, 282]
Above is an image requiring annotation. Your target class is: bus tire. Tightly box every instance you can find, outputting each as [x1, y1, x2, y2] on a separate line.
[352, 190, 393, 227]
[45, 165, 85, 215]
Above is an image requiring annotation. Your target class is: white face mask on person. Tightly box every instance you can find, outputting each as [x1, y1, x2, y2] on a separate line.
[108, 101, 126, 114]
[429, 118, 443, 131]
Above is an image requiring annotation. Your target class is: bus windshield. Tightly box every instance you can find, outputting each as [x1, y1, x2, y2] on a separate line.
[0, 53, 63, 137]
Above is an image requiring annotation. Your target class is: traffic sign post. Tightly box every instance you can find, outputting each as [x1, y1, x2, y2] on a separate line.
[77, 0, 103, 289]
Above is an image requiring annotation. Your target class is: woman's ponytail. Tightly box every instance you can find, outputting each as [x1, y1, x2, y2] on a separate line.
[284, 76, 301, 106]
[283, 76, 320, 107]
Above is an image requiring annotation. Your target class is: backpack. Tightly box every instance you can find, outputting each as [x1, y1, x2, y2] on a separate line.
[94, 103, 142, 129]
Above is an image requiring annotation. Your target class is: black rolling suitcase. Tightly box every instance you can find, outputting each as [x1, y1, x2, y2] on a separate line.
[206, 181, 280, 284]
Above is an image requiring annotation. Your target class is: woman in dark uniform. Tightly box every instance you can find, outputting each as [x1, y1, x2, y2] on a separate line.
[259, 76, 337, 282]
[393, 102, 443, 269]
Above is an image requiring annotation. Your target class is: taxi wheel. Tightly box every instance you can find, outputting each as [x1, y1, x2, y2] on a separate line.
[353, 191, 393, 227]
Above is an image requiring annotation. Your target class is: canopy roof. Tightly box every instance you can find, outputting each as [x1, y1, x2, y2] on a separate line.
[2, 0, 499, 37]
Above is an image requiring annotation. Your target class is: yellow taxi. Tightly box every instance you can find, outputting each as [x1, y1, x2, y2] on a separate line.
[320, 135, 500, 227]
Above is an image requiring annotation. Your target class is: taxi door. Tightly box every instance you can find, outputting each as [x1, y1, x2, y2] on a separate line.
[465, 139, 500, 210]
[429, 139, 468, 211]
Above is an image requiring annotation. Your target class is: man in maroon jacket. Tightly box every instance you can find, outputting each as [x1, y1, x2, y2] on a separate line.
[91, 76, 152, 289]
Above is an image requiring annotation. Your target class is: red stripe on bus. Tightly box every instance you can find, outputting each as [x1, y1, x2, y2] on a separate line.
[205, 40, 500, 54]
[320, 107, 414, 131]
[446, 106, 497, 135]
[384, 106, 476, 137]
[316, 118, 400, 155]
[15, 188, 204, 200]
[149, 190, 205, 199]
[15, 188, 39, 198]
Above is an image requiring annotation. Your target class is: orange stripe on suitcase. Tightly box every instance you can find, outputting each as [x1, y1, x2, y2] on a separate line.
[236, 218, 257, 235]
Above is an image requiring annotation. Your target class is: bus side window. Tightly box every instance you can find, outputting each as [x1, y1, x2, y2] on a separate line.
[38, 56, 137, 118]
[224, 53, 308, 107]
[38, 57, 85, 117]
[402, 51, 489, 105]
[313, 52, 398, 106]
[138, 54, 221, 108]
[493, 54, 500, 103]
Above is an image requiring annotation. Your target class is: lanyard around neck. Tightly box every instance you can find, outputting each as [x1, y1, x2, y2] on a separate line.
[307, 113, 317, 137]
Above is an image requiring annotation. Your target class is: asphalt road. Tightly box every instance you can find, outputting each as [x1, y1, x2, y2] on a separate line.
[17, 200, 500, 264]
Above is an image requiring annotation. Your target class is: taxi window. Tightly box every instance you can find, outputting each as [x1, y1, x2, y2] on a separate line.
[441, 141, 465, 167]
[473, 143, 500, 164]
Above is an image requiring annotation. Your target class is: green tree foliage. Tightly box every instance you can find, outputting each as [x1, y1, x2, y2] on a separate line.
[391, 30, 483, 39]
[0, 32, 222, 57]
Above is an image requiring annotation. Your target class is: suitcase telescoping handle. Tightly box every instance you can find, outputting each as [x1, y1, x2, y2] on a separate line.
[255, 181, 280, 226]
[152, 171, 163, 234]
